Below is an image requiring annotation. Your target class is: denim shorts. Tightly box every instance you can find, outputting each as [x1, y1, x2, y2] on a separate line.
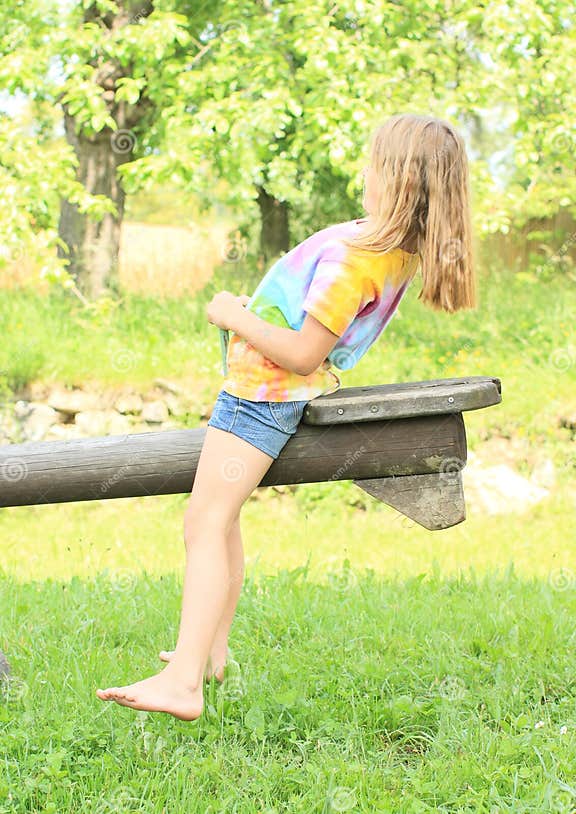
[207, 389, 309, 459]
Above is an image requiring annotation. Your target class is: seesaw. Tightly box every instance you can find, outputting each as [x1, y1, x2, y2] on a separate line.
[0, 375, 501, 678]
[0, 376, 501, 528]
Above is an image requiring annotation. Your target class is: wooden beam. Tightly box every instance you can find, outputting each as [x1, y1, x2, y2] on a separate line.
[0, 377, 501, 533]
[354, 471, 465, 531]
[303, 376, 501, 424]
[0, 413, 466, 512]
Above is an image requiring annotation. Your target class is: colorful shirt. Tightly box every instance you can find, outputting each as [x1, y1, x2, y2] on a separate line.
[222, 217, 419, 402]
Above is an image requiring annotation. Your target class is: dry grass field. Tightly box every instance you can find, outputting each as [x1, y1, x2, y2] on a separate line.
[0, 216, 239, 297]
[118, 219, 237, 297]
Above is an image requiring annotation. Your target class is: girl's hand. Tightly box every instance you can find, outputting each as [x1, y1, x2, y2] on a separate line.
[206, 291, 251, 330]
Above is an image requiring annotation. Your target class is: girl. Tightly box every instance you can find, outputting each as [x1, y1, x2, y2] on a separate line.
[96, 113, 475, 719]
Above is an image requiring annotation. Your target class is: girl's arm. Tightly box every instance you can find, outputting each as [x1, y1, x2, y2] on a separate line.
[207, 290, 341, 376]
[230, 307, 309, 375]
[232, 308, 341, 377]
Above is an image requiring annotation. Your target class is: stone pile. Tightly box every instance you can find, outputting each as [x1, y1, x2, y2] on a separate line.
[0, 378, 209, 445]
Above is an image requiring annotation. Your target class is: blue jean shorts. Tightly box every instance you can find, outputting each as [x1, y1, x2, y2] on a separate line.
[207, 389, 309, 459]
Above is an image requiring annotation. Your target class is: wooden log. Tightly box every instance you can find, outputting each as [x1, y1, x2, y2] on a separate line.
[0, 377, 501, 530]
[0, 413, 466, 509]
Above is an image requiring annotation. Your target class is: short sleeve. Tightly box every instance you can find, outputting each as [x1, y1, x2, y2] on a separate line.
[302, 256, 370, 337]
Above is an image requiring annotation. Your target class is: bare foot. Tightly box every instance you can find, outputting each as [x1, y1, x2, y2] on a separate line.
[96, 665, 203, 721]
[159, 646, 228, 683]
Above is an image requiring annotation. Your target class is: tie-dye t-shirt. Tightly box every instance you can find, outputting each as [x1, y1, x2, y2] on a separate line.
[222, 218, 419, 402]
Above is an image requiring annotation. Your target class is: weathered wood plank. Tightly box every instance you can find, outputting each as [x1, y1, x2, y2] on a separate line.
[354, 471, 465, 530]
[302, 376, 501, 425]
[0, 414, 466, 508]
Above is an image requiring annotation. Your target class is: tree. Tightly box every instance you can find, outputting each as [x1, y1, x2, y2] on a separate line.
[1, 0, 219, 298]
[56, 1, 157, 298]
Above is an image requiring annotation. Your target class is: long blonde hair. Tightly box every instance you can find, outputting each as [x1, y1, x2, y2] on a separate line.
[342, 113, 476, 313]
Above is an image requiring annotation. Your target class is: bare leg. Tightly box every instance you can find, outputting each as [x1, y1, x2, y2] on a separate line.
[159, 516, 245, 681]
[96, 426, 275, 720]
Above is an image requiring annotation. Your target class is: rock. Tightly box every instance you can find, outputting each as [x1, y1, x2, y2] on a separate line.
[0, 411, 21, 443]
[154, 377, 184, 396]
[47, 387, 100, 417]
[107, 412, 134, 435]
[159, 419, 181, 431]
[463, 459, 549, 515]
[163, 392, 187, 417]
[14, 400, 32, 419]
[75, 409, 132, 436]
[23, 403, 61, 441]
[45, 424, 86, 441]
[141, 400, 169, 423]
[25, 381, 50, 401]
[530, 458, 556, 488]
[1, 383, 192, 442]
[74, 410, 109, 436]
[128, 422, 151, 433]
[114, 393, 143, 415]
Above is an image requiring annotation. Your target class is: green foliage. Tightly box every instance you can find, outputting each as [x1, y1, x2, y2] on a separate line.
[0, 112, 113, 284]
[1, 0, 574, 289]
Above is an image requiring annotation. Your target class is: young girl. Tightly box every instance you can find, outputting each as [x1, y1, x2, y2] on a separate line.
[96, 113, 475, 719]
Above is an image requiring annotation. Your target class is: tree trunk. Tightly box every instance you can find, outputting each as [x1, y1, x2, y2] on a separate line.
[56, 0, 154, 300]
[255, 186, 290, 267]
[58, 112, 134, 299]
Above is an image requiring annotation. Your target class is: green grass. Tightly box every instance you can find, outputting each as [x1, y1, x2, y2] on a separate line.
[1, 263, 575, 811]
[2, 564, 576, 812]
[0, 285, 218, 399]
[0, 481, 575, 585]
[1, 483, 576, 811]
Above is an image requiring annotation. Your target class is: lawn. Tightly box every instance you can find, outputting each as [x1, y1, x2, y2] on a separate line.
[2, 564, 576, 812]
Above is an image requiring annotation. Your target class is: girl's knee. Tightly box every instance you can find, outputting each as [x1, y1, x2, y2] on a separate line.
[183, 505, 237, 546]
